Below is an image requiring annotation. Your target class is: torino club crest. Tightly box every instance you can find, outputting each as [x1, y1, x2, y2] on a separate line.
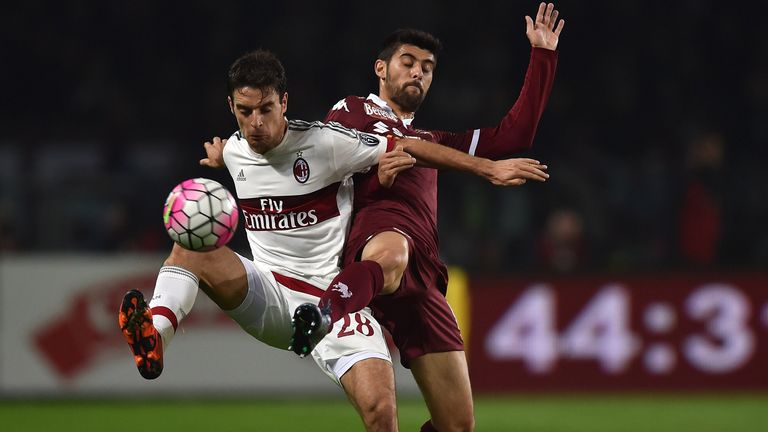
[293, 151, 310, 183]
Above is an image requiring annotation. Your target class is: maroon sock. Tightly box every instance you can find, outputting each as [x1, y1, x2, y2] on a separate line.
[420, 420, 438, 431]
[318, 260, 384, 324]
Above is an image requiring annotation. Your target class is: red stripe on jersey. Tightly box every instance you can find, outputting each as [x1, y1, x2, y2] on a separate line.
[272, 272, 325, 297]
[239, 182, 341, 231]
[386, 135, 397, 152]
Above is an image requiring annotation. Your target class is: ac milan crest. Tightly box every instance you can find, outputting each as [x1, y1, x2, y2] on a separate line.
[293, 154, 310, 183]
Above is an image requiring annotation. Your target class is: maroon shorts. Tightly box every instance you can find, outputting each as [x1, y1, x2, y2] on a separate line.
[343, 228, 465, 368]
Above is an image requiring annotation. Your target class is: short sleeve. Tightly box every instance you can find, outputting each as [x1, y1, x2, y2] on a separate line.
[324, 123, 393, 175]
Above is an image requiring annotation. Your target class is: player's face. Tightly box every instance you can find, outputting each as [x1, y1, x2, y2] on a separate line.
[377, 44, 435, 114]
[228, 87, 288, 154]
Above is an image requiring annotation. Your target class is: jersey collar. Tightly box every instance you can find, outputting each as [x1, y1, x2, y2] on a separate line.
[366, 93, 414, 127]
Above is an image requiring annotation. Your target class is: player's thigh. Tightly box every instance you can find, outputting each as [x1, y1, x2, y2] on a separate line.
[410, 351, 474, 430]
[165, 244, 247, 310]
[226, 262, 297, 349]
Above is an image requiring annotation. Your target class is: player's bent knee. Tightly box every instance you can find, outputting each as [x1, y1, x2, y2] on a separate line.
[377, 251, 408, 294]
[341, 358, 397, 431]
[359, 398, 397, 432]
[361, 235, 409, 295]
[167, 244, 233, 275]
[164, 243, 204, 274]
[166, 245, 247, 310]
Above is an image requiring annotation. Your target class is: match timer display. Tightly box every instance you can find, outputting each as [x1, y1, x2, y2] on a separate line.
[469, 274, 768, 391]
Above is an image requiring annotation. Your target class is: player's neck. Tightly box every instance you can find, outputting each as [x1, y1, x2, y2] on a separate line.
[278, 117, 288, 140]
[394, 107, 415, 121]
[269, 118, 289, 151]
[379, 94, 415, 121]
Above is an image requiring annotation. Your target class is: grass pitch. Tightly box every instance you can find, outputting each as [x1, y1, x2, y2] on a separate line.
[1, 394, 766, 431]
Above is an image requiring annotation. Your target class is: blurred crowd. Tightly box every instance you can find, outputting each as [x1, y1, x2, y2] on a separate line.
[1, 0, 766, 274]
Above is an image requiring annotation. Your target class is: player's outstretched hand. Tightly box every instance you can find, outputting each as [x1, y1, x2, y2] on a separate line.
[526, 2, 565, 51]
[484, 158, 549, 186]
[378, 145, 416, 188]
[200, 137, 227, 169]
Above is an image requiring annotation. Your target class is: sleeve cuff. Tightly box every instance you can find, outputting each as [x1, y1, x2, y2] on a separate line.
[531, 46, 559, 59]
[385, 134, 398, 152]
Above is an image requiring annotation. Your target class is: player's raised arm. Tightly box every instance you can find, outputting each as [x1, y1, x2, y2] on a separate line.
[398, 137, 548, 186]
[199, 136, 227, 169]
[433, 3, 563, 160]
[526, 2, 565, 51]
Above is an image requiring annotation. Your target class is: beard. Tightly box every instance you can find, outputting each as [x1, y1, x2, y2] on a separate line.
[386, 76, 426, 113]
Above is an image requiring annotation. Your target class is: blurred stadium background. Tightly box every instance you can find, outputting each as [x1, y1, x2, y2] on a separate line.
[1, 0, 767, 430]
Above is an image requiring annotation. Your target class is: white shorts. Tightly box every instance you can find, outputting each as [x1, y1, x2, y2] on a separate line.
[226, 254, 391, 385]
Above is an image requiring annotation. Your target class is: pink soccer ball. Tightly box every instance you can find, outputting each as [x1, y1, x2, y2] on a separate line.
[163, 178, 239, 251]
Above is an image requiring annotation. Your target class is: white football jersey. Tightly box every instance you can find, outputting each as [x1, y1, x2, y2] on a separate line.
[223, 119, 391, 289]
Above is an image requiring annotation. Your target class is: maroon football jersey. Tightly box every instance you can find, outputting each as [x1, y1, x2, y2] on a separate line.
[325, 48, 558, 278]
[326, 94, 441, 253]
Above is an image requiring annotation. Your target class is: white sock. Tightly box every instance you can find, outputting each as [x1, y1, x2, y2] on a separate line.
[148, 265, 199, 349]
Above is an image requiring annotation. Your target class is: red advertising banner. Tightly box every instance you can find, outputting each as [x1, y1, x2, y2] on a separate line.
[468, 273, 768, 391]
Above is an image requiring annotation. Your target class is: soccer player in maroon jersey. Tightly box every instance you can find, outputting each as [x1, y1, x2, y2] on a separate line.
[291, 3, 564, 431]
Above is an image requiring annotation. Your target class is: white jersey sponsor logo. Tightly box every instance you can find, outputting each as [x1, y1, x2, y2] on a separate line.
[242, 208, 319, 231]
[238, 182, 340, 232]
[364, 102, 399, 122]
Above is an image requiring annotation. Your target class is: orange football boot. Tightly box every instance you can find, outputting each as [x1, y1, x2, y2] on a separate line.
[118, 290, 163, 379]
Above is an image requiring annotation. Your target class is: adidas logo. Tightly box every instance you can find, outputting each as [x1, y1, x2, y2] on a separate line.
[236, 169, 246, 181]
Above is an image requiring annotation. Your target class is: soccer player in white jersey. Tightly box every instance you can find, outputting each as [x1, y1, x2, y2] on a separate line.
[118, 49, 547, 431]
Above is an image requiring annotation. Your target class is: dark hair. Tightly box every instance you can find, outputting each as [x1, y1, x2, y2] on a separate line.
[227, 50, 287, 98]
[377, 29, 442, 62]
